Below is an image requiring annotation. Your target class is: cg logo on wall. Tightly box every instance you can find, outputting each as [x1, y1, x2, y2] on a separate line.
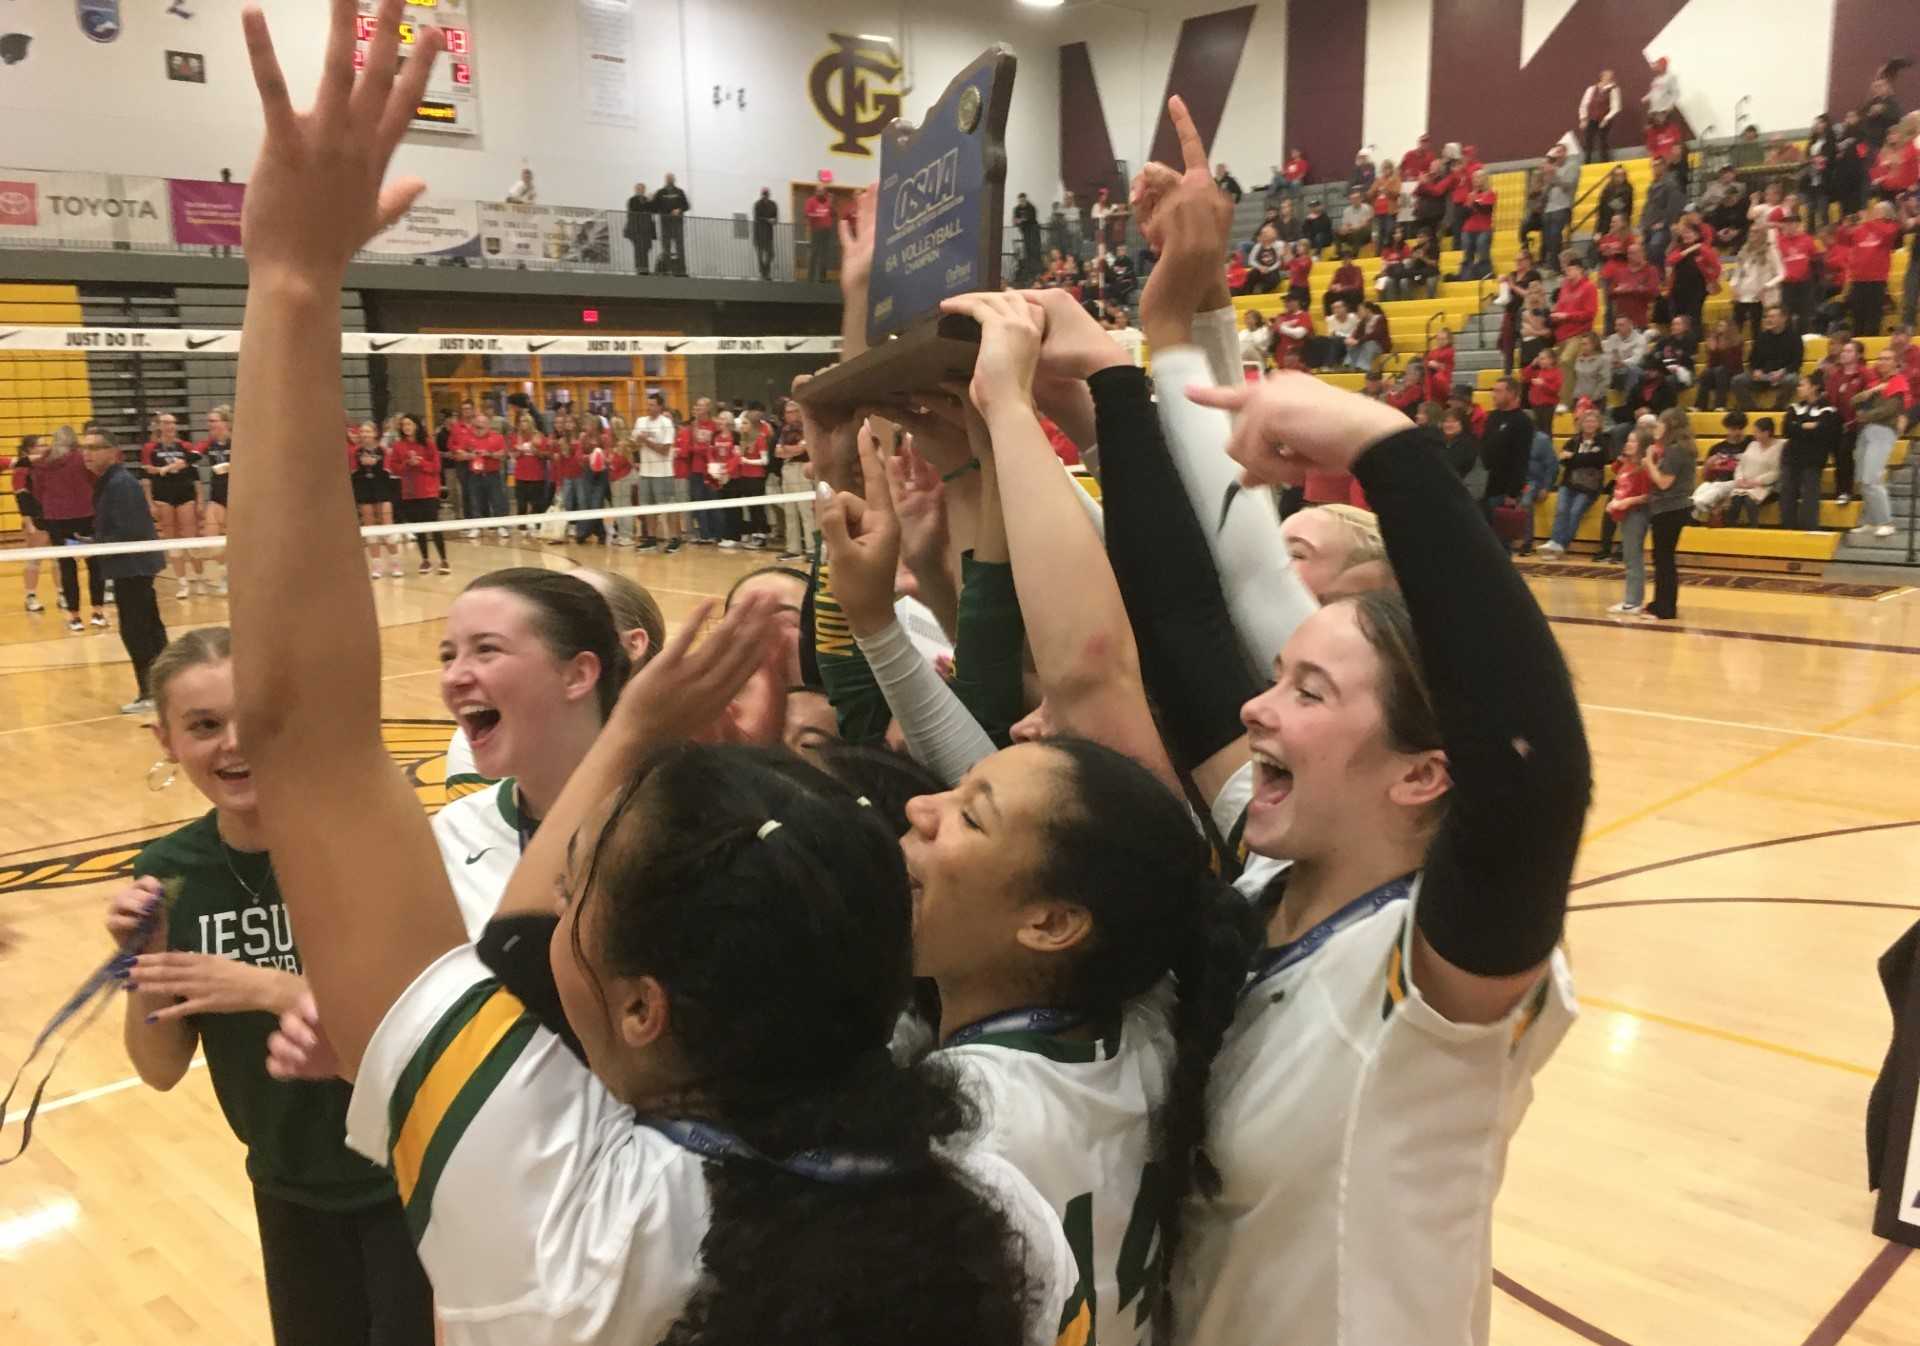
[808, 32, 903, 157]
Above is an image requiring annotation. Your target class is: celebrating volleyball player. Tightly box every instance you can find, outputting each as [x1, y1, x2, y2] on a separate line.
[198, 406, 235, 595]
[225, 6, 1079, 1342]
[107, 628, 432, 1346]
[1165, 372, 1589, 1345]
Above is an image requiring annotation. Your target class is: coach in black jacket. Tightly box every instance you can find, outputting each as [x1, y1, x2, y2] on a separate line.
[1480, 377, 1537, 507]
[83, 429, 168, 714]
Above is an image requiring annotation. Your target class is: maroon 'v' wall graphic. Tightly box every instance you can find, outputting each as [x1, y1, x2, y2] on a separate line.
[1427, 0, 1689, 162]
[1284, 1, 1368, 187]
[1827, 0, 1920, 119]
[1059, 6, 1257, 201]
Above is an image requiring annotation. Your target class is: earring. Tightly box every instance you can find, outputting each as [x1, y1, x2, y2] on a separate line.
[146, 760, 177, 792]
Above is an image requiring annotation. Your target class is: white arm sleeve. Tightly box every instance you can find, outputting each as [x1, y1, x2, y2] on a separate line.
[1149, 343, 1320, 671]
[1192, 304, 1244, 390]
[855, 619, 996, 786]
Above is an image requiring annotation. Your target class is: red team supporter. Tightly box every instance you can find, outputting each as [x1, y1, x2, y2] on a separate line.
[1423, 335, 1457, 400]
[1551, 260, 1600, 345]
[465, 416, 508, 532]
[1845, 208, 1902, 336]
[1271, 301, 1315, 369]
[1871, 137, 1920, 196]
[1646, 117, 1685, 167]
[389, 420, 446, 574]
[1604, 245, 1662, 329]
[1285, 248, 1313, 301]
[1399, 135, 1435, 179]
[1282, 150, 1311, 188]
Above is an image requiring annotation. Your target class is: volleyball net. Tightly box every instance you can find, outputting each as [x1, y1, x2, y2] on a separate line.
[2, 325, 845, 565]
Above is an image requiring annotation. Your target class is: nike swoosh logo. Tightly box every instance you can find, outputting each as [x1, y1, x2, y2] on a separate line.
[665, 340, 689, 352]
[464, 849, 492, 865]
[0, 331, 19, 342]
[785, 340, 808, 351]
[186, 336, 222, 350]
[528, 339, 557, 352]
[370, 338, 406, 352]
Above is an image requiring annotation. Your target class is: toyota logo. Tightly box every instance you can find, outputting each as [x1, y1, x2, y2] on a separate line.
[0, 189, 32, 219]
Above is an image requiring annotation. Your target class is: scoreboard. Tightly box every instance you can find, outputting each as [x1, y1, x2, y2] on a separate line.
[355, 0, 479, 136]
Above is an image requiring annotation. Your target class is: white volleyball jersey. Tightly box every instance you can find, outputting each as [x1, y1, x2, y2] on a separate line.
[430, 778, 522, 941]
[944, 987, 1177, 1346]
[1173, 872, 1576, 1346]
[347, 946, 1086, 1346]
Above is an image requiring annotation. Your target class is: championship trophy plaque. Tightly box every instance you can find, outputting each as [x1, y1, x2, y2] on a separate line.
[797, 47, 1015, 408]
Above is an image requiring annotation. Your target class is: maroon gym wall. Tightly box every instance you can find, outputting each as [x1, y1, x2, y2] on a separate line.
[1282, 0, 1368, 185]
[1827, 0, 1920, 120]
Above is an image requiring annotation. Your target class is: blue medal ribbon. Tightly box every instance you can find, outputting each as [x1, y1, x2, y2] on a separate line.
[1245, 873, 1416, 992]
[644, 1118, 900, 1185]
[942, 1007, 1088, 1048]
[0, 879, 179, 1165]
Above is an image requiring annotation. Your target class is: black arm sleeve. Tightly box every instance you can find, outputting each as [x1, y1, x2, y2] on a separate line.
[1351, 427, 1592, 977]
[477, 914, 586, 1063]
[1090, 364, 1263, 771]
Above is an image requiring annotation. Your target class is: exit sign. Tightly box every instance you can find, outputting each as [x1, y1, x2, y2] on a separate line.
[581, 308, 600, 324]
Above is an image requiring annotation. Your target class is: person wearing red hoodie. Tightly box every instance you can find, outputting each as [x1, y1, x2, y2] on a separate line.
[1645, 111, 1686, 172]
[388, 412, 446, 574]
[1774, 215, 1821, 332]
[1551, 256, 1600, 360]
[1424, 328, 1458, 400]
[1269, 296, 1314, 370]
[1847, 200, 1903, 335]
[1446, 144, 1484, 247]
[1603, 240, 1662, 329]
[1524, 347, 1566, 432]
[1399, 134, 1435, 181]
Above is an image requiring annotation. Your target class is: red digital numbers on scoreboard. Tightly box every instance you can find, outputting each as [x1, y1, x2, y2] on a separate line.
[355, 14, 375, 40]
[352, 46, 367, 70]
[444, 27, 470, 54]
[452, 62, 472, 86]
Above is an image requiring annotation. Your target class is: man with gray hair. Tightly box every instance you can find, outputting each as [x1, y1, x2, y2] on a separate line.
[1541, 142, 1582, 270]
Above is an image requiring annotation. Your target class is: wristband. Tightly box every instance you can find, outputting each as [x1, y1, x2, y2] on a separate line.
[941, 458, 982, 483]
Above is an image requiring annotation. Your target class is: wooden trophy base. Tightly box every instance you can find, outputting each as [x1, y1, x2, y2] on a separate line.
[795, 313, 983, 409]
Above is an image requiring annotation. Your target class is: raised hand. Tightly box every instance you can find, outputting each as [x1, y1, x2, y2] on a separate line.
[939, 291, 1045, 419]
[1139, 95, 1234, 350]
[1185, 372, 1412, 487]
[838, 182, 881, 298]
[883, 386, 973, 476]
[888, 437, 951, 576]
[613, 592, 784, 748]
[238, 0, 444, 282]
[792, 370, 862, 493]
[816, 424, 903, 635]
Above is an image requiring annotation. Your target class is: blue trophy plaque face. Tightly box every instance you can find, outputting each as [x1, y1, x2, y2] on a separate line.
[866, 48, 1015, 348]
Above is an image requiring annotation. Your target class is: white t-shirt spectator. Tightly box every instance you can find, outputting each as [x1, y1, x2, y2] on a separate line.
[1325, 311, 1361, 343]
[637, 413, 677, 478]
[506, 175, 537, 205]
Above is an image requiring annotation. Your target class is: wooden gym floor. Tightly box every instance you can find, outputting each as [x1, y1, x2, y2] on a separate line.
[1, 537, 1918, 1346]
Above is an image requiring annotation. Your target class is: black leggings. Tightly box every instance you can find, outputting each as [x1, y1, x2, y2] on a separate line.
[42, 517, 105, 612]
[514, 480, 546, 517]
[252, 1188, 434, 1346]
[113, 574, 168, 698]
[399, 497, 446, 562]
[1836, 426, 1858, 497]
[1648, 509, 1687, 619]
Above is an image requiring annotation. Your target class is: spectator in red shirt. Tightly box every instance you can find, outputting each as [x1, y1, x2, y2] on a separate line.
[1283, 148, 1311, 188]
[1524, 347, 1566, 431]
[1371, 166, 1401, 254]
[684, 397, 721, 542]
[1451, 169, 1497, 280]
[1424, 327, 1458, 400]
[389, 413, 446, 574]
[1824, 338, 1868, 502]
[1870, 121, 1920, 199]
[1284, 240, 1314, 308]
[1323, 251, 1365, 314]
[804, 186, 836, 283]
[1224, 250, 1250, 296]
[1847, 201, 1903, 334]
[1399, 134, 1435, 181]
[1890, 325, 1920, 385]
[1774, 215, 1821, 332]
[1551, 256, 1600, 356]
[509, 415, 549, 522]
[1270, 296, 1314, 370]
[1646, 111, 1686, 178]
[1385, 358, 1426, 414]
[1444, 144, 1483, 246]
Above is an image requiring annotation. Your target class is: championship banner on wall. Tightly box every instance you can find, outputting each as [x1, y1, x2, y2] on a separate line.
[0, 170, 171, 247]
[168, 179, 246, 247]
[365, 197, 482, 259]
[478, 202, 611, 265]
[0, 328, 847, 357]
[356, 0, 480, 135]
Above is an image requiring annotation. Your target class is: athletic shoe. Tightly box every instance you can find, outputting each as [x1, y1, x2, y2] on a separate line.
[1836, 494, 1852, 505]
[66, 617, 84, 633]
[24, 594, 43, 613]
[665, 539, 682, 554]
[175, 578, 191, 600]
[390, 566, 405, 579]
[496, 528, 511, 540]
[90, 612, 107, 628]
[419, 560, 433, 574]
[437, 561, 452, 575]
[778, 552, 804, 561]
[55, 592, 70, 611]
[718, 539, 738, 549]
[637, 538, 659, 550]
[1606, 602, 1640, 614]
[1875, 524, 1897, 538]
[1536, 541, 1565, 557]
[371, 566, 384, 580]
[465, 529, 481, 540]
[119, 698, 155, 717]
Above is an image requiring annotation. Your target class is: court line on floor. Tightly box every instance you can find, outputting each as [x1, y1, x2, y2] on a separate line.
[1547, 613, 1920, 658]
[1584, 681, 1920, 842]
[1571, 819, 1920, 891]
[1492, 1271, 1636, 1346]
[1579, 702, 1920, 752]
[1578, 994, 1878, 1078]
[1799, 1242, 1912, 1346]
[1, 1057, 205, 1128]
